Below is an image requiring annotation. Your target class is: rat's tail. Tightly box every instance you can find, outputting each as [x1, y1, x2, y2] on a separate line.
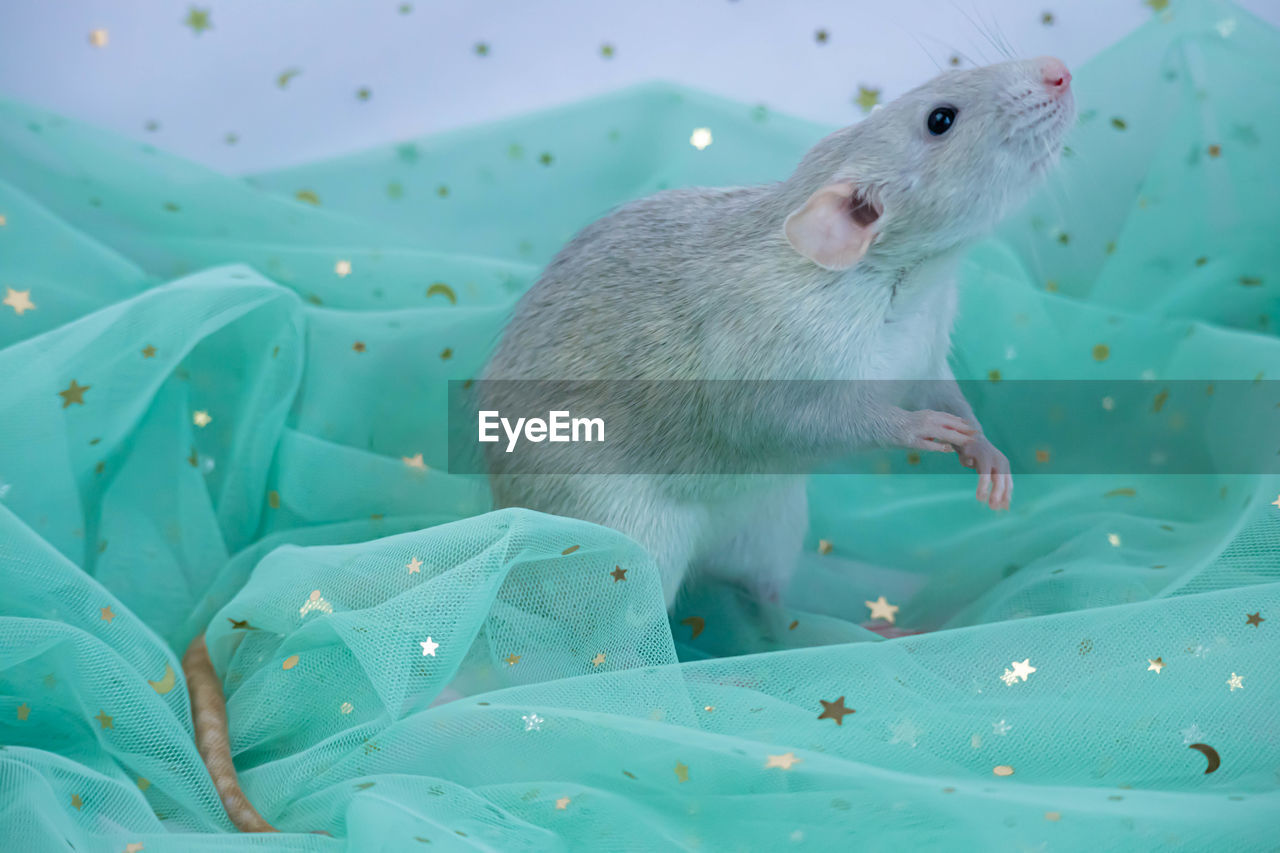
[182, 633, 277, 832]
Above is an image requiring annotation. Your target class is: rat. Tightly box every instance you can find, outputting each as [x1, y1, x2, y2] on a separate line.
[483, 57, 1075, 608]
[181, 56, 1074, 832]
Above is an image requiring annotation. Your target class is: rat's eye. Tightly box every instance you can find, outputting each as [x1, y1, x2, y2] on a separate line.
[927, 106, 957, 136]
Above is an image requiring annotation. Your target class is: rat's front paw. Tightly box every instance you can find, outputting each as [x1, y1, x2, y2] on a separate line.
[957, 434, 1012, 510]
[899, 409, 978, 453]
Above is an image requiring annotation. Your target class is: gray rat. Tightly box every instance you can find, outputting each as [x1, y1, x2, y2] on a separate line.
[483, 57, 1075, 608]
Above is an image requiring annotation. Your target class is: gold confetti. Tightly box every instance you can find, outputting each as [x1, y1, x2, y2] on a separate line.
[817, 696, 855, 725]
[561, 545, 580, 555]
[1041, 12, 1054, 25]
[600, 43, 615, 58]
[765, 752, 802, 770]
[420, 637, 439, 656]
[1144, 0, 1169, 11]
[267, 491, 280, 509]
[1226, 672, 1244, 691]
[591, 652, 606, 667]
[538, 152, 554, 166]
[1035, 449, 1051, 464]
[1208, 144, 1221, 157]
[1188, 742, 1221, 774]
[89, 29, 109, 47]
[505, 654, 521, 666]
[58, 379, 90, 407]
[1108, 533, 1122, 547]
[815, 29, 829, 43]
[1092, 344, 1110, 361]
[183, 7, 212, 35]
[3, 288, 35, 315]
[865, 595, 899, 623]
[1246, 612, 1264, 627]
[426, 283, 457, 304]
[1045, 811, 1061, 821]
[356, 87, 372, 101]
[294, 189, 320, 205]
[681, 616, 705, 639]
[125, 844, 144, 853]
[789, 620, 799, 630]
[337, 702, 353, 717]
[94, 709, 114, 729]
[993, 765, 1014, 776]
[555, 796, 571, 810]
[299, 589, 333, 617]
[703, 705, 714, 712]
[855, 86, 881, 113]
[689, 128, 713, 150]
[1240, 275, 1262, 287]
[71, 793, 83, 809]
[282, 654, 299, 670]
[16, 703, 29, 721]
[406, 557, 423, 573]
[1105, 488, 1136, 498]
[1111, 117, 1127, 130]
[674, 762, 689, 783]
[353, 341, 366, 353]
[192, 410, 211, 428]
[141, 345, 157, 358]
[440, 347, 453, 360]
[817, 539, 833, 555]
[610, 565, 627, 582]
[1148, 657, 1165, 673]
[334, 260, 352, 277]
[100, 606, 115, 623]
[277, 68, 302, 88]
[988, 369, 1003, 382]
[228, 618, 254, 630]
[0, 214, 6, 225]
[148, 664, 176, 694]
[402, 453, 427, 471]
[474, 42, 490, 56]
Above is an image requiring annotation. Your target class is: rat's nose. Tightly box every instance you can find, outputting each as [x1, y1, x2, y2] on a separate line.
[1040, 56, 1072, 93]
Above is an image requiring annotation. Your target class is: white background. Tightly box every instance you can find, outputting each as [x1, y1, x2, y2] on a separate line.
[1, 0, 1277, 175]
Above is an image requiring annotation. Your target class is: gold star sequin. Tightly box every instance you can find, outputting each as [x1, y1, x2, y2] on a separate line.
[3, 288, 35, 315]
[192, 410, 211, 428]
[1272, 495, 1280, 509]
[406, 557, 423, 573]
[591, 652, 606, 667]
[555, 796, 571, 810]
[1226, 672, 1244, 691]
[610, 565, 627, 582]
[334, 260, 352, 277]
[58, 380, 90, 407]
[89, 29, 109, 47]
[505, 654, 521, 666]
[71, 793, 82, 809]
[184, 7, 212, 35]
[1246, 612, 1264, 627]
[765, 752, 802, 770]
[855, 86, 881, 113]
[16, 703, 30, 721]
[402, 453, 427, 470]
[141, 345, 157, 358]
[100, 606, 115, 623]
[340, 702, 354, 714]
[865, 595, 899, 624]
[94, 709, 114, 729]
[1148, 657, 1165, 673]
[818, 696, 855, 725]
[1001, 659, 1036, 685]
[817, 539, 833, 555]
[674, 762, 689, 783]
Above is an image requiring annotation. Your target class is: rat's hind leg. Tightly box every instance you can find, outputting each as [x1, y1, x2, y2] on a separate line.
[592, 479, 705, 610]
[698, 478, 808, 604]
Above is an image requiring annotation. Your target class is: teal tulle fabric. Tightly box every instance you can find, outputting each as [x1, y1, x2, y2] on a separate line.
[2, 2, 1279, 850]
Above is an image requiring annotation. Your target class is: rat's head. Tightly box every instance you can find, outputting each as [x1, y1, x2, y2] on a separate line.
[783, 57, 1075, 271]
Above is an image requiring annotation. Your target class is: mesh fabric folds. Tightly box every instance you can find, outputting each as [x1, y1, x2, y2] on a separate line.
[1, 2, 1278, 850]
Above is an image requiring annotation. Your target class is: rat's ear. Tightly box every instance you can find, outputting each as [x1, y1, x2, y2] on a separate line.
[783, 182, 882, 271]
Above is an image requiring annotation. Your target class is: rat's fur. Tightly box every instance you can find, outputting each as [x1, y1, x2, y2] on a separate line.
[484, 57, 1074, 606]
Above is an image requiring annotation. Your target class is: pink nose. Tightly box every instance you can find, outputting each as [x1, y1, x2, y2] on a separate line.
[1041, 56, 1071, 92]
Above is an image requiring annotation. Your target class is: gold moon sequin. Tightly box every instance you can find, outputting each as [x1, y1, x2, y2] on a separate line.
[681, 616, 705, 639]
[1188, 743, 1221, 774]
[148, 664, 176, 694]
[426, 283, 457, 304]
